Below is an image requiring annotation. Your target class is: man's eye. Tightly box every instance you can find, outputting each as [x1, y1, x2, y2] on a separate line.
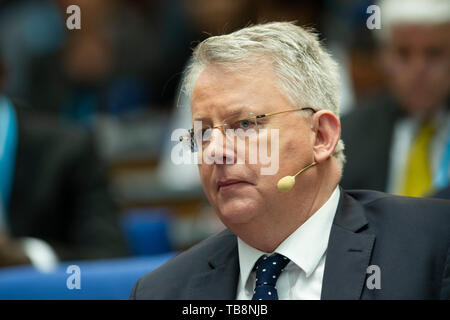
[200, 127, 213, 141]
[237, 119, 253, 129]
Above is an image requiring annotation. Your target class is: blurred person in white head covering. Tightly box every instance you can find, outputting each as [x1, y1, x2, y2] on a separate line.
[341, 0, 450, 198]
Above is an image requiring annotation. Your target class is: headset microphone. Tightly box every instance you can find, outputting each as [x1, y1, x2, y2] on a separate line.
[277, 161, 317, 192]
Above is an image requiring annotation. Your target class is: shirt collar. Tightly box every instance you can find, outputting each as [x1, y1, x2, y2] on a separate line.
[237, 186, 340, 288]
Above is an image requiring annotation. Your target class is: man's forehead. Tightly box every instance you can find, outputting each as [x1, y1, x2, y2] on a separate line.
[192, 59, 277, 93]
[191, 77, 250, 119]
[389, 23, 450, 44]
[193, 65, 259, 95]
[190, 63, 284, 119]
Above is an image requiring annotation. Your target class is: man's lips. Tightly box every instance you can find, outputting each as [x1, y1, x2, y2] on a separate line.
[217, 179, 251, 191]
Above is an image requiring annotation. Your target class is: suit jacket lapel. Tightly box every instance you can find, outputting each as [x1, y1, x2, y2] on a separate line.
[187, 231, 240, 299]
[185, 188, 376, 300]
[321, 188, 376, 300]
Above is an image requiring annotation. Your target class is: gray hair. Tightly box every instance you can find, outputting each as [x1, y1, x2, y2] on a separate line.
[182, 21, 346, 167]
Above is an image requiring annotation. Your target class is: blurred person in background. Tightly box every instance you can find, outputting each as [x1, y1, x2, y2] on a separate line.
[0, 60, 128, 270]
[341, 0, 450, 198]
[0, 0, 162, 123]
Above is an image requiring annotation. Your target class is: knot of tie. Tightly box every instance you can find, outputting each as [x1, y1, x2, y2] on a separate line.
[252, 253, 290, 300]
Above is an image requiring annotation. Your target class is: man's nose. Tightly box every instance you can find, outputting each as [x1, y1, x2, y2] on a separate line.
[409, 54, 428, 77]
[204, 127, 235, 164]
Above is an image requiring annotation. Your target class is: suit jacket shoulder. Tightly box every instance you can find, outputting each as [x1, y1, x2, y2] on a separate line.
[328, 189, 450, 299]
[130, 229, 239, 300]
[348, 189, 450, 236]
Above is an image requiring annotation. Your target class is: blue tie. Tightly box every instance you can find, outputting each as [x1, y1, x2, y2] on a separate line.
[252, 253, 290, 300]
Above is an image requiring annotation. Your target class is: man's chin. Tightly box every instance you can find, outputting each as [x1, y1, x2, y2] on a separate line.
[216, 200, 259, 226]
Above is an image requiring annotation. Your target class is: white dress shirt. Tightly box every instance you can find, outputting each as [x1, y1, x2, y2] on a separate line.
[236, 186, 340, 300]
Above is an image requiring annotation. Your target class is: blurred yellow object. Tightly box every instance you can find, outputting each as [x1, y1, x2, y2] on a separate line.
[402, 121, 436, 197]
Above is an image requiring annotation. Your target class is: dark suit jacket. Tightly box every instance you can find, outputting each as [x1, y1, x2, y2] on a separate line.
[432, 185, 450, 200]
[340, 93, 405, 192]
[7, 101, 128, 260]
[130, 188, 450, 299]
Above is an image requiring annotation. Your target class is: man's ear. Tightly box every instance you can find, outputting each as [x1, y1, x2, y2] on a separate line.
[311, 110, 341, 163]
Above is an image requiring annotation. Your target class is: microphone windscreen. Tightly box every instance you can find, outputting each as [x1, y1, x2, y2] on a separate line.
[277, 176, 295, 192]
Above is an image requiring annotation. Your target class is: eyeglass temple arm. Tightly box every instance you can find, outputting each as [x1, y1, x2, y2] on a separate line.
[262, 108, 316, 118]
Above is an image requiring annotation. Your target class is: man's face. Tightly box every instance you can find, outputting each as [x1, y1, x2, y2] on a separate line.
[382, 24, 450, 116]
[190, 63, 316, 231]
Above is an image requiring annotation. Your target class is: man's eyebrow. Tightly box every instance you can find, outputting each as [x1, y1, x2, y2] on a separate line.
[192, 106, 253, 122]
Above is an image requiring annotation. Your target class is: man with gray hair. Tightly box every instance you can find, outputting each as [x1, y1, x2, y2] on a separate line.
[131, 22, 450, 300]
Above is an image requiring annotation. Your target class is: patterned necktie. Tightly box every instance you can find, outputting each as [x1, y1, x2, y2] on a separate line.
[252, 253, 290, 300]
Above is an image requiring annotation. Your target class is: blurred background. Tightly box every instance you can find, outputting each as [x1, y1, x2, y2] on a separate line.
[0, 0, 448, 298]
